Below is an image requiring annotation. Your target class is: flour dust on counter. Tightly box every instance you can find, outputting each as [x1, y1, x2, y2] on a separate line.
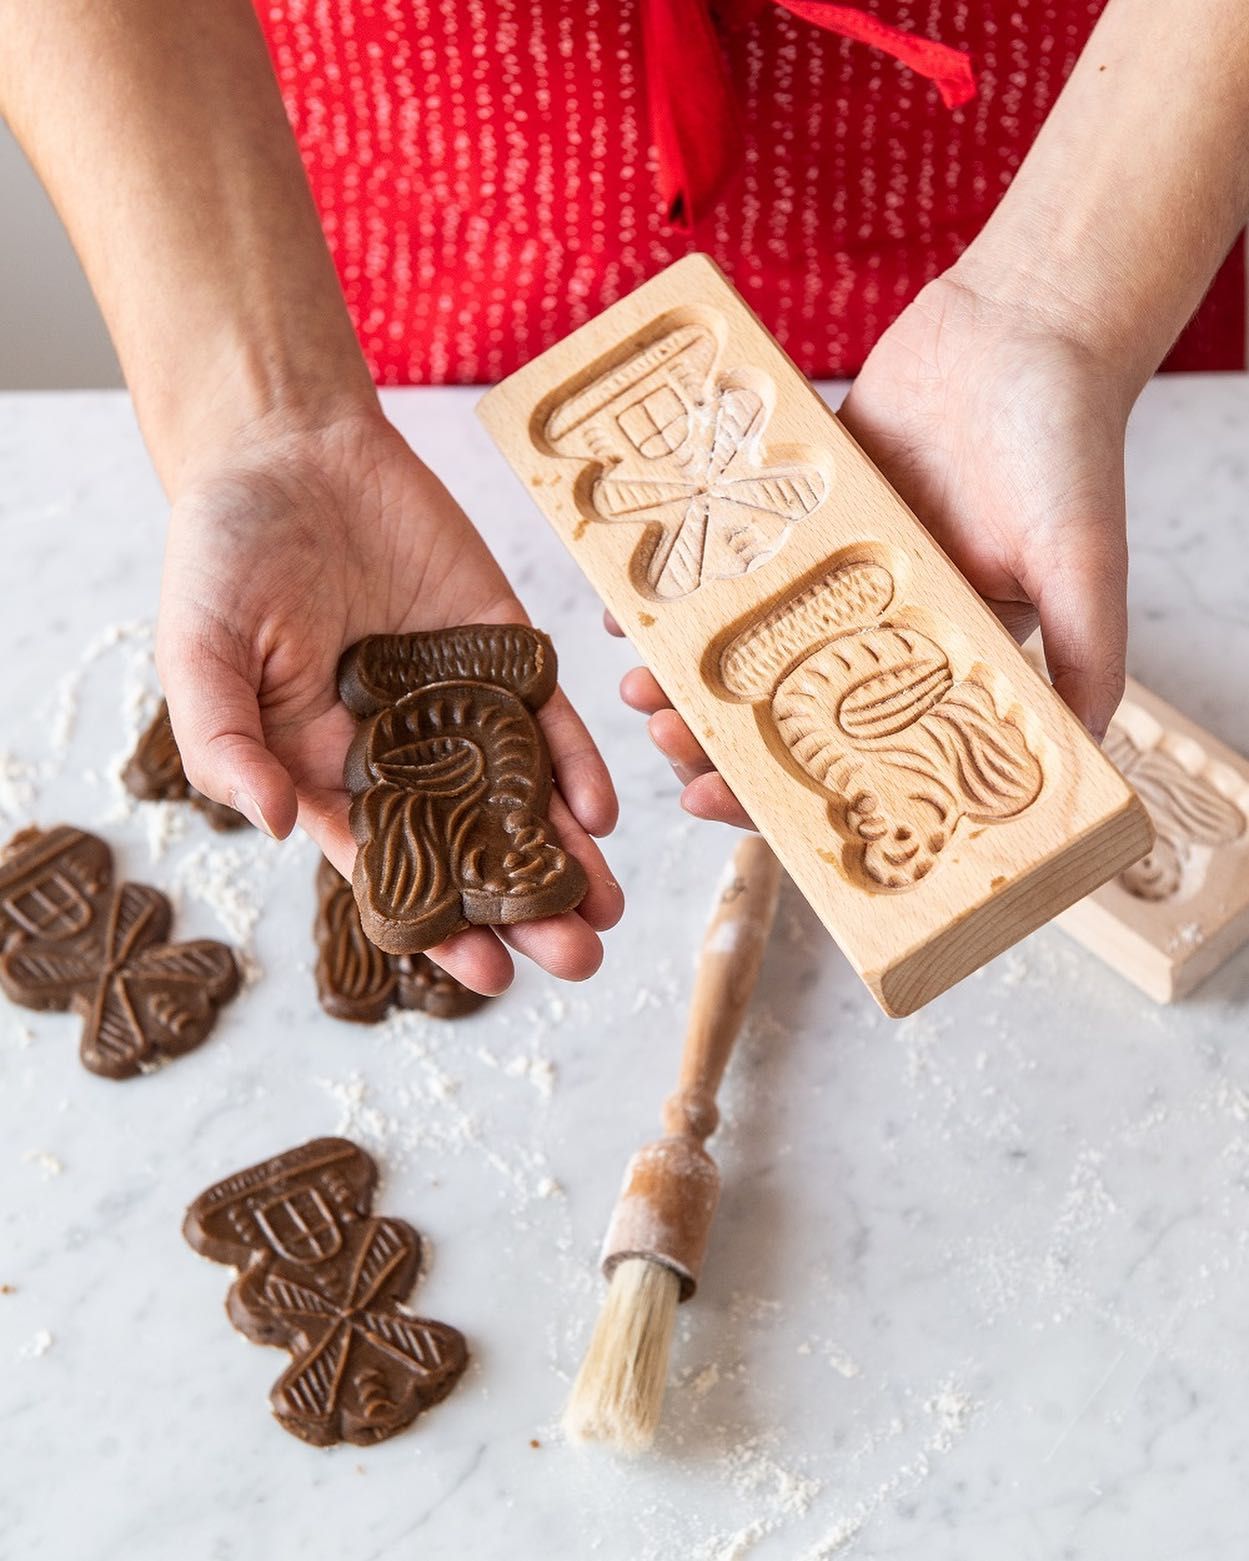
[2, 385, 1249, 1559]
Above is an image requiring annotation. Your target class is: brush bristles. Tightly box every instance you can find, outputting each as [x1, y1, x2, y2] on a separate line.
[562, 1257, 683, 1452]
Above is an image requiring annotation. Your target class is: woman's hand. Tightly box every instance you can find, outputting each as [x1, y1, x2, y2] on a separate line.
[614, 270, 1133, 829]
[158, 403, 622, 993]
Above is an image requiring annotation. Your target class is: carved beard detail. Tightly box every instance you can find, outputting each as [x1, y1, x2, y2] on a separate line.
[1102, 727, 1244, 902]
[713, 563, 1044, 891]
[773, 627, 1043, 888]
[346, 679, 586, 952]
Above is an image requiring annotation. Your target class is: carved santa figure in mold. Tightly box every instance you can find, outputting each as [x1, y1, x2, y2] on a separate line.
[184, 1137, 468, 1447]
[715, 561, 1044, 888]
[1102, 726, 1244, 901]
[542, 323, 828, 600]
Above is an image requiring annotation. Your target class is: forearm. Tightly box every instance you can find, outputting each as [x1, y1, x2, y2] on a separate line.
[954, 0, 1249, 391]
[0, 0, 375, 493]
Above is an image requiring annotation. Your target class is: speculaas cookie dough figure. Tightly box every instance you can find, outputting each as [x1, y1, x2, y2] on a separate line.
[184, 1137, 468, 1447]
[0, 825, 112, 949]
[338, 624, 588, 953]
[123, 699, 248, 831]
[313, 856, 488, 1022]
[0, 826, 239, 1078]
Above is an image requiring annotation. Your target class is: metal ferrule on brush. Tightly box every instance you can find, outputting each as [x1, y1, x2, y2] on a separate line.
[600, 1133, 721, 1302]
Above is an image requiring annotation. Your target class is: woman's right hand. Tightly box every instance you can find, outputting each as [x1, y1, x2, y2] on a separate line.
[158, 401, 623, 994]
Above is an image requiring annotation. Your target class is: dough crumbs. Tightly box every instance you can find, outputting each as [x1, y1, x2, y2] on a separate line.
[23, 1150, 63, 1178]
[19, 1330, 53, 1359]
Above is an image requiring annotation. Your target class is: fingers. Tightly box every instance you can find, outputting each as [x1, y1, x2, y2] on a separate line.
[547, 791, 623, 932]
[603, 609, 624, 638]
[985, 599, 1041, 645]
[1025, 530, 1128, 743]
[539, 687, 618, 838]
[620, 662, 758, 826]
[424, 927, 516, 996]
[620, 666, 668, 715]
[680, 772, 756, 830]
[160, 644, 298, 838]
[498, 915, 603, 982]
[296, 777, 617, 990]
[648, 709, 712, 787]
[295, 784, 355, 876]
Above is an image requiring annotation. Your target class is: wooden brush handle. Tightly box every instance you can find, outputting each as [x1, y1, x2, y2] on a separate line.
[661, 835, 782, 1143]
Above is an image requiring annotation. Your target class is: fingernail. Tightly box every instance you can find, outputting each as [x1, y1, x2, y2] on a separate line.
[231, 790, 274, 837]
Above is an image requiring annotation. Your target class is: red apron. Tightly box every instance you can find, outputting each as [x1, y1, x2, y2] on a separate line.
[258, 0, 1245, 384]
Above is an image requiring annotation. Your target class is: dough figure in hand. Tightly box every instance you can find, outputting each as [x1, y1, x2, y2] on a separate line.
[340, 625, 588, 955]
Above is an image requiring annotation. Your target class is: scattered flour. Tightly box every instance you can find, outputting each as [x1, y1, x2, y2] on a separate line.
[1167, 921, 1205, 953]
[172, 839, 278, 946]
[797, 1379, 980, 1559]
[19, 1330, 53, 1359]
[504, 1054, 557, 1099]
[0, 753, 39, 821]
[144, 801, 187, 863]
[686, 1362, 720, 1397]
[44, 618, 153, 767]
[22, 1151, 63, 1178]
[314, 1027, 566, 1211]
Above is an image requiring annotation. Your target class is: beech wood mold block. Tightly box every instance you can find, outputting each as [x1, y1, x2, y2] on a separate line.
[1054, 674, 1249, 1001]
[478, 254, 1151, 1014]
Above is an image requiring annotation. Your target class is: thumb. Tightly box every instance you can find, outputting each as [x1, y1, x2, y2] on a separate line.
[1024, 523, 1127, 744]
[159, 643, 299, 839]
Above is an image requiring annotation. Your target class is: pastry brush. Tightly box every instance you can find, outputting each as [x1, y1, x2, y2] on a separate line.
[563, 833, 782, 1451]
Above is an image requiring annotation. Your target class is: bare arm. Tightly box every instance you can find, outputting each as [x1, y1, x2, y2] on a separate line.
[0, 0, 374, 491]
[0, 0, 622, 992]
[957, 0, 1249, 392]
[632, 0, 1249, 822]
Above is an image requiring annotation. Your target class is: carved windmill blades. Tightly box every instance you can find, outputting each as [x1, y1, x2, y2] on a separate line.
[479, 253, 1154, 1015]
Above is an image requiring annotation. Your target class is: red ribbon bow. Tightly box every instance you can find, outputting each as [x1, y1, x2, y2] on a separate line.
[642, 0, 977, 228]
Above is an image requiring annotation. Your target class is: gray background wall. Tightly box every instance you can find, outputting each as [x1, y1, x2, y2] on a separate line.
[0, 124, 121, 389]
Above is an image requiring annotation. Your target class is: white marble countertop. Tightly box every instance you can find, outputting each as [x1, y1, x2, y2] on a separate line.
[1, 379, 1247, 1561]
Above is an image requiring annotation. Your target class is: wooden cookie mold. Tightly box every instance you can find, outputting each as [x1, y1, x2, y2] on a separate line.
[1028, 654, 1249, 1001]
[478, 255, 1151, 1014]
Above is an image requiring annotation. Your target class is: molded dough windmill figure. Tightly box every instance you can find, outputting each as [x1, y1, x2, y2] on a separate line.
[543, 323, 828, 600]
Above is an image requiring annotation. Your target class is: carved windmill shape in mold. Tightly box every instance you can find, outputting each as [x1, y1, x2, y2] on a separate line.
[543, 323, 828, 600]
